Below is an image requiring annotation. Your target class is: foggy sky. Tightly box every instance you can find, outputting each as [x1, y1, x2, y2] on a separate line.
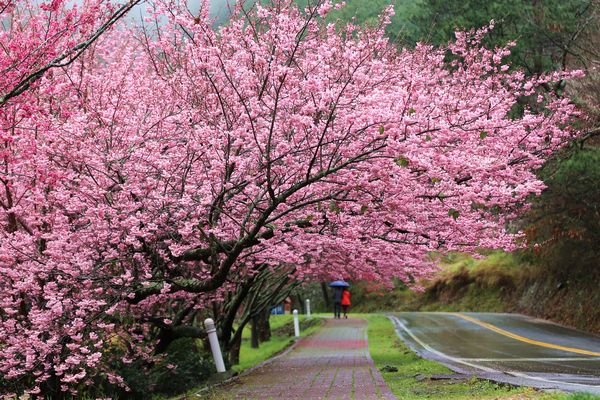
[128, 0, 236, 25]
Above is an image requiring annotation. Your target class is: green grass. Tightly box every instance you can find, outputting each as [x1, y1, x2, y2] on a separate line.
[239, 313, 304, 340]
[413, 251, 526, 313]
[437, 251, 522, 274]
[566, 395, 600, 400]
[361, 314, 597, 400]
[419, 285, 507, 313]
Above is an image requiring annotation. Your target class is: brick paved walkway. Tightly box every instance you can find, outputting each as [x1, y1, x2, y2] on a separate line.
[215, 318, 394, 400]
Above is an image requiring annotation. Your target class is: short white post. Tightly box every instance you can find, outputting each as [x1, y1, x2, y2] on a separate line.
[293, 309, 300, 338]
[305, 299, 311, 317]
[204, 318, 226, 373]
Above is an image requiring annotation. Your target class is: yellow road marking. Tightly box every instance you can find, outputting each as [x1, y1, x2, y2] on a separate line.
[453, 313, 600, 357]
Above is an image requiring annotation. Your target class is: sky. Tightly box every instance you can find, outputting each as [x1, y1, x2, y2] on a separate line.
[128, 0, 236, 25]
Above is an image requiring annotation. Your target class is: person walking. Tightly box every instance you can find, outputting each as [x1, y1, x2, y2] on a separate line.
[341, 288, 351, 319]
[332, 286, 343, 319]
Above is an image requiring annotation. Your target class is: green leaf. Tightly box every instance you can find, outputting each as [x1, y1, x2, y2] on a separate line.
[395, 157, 409, 167]
[448, 208, 460, 220]
[329, 201, 341, 214]
[360, 205, 368, 214]
[425, 135, 432, 142]
[379, 126, 385, 134]
[479, 130, 488, 140]
[408, 107, 416, 114]
[431, 177, 441, 184]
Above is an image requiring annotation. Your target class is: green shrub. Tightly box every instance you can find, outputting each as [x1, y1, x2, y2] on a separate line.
[86, 337, 215, 399]
[150, 338, 214, 396]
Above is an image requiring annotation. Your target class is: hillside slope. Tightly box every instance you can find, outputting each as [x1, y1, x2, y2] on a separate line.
[352, 252, 600, 334]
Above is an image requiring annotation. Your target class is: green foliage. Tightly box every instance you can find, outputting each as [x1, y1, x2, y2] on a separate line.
[439, 251, 521, 274]
[447, 208, 460, 220]
[347, 252, 524, 314]
[152, 338, 215, 396]
[395, 156, 410, 167]
[326, 0, 594, 74]
[326, 0, 425, 43]
[99, 338, 214, 399]
[417, 0, 594, 73]
[526, 146, 600, 276]
[546, 146, 600, 184]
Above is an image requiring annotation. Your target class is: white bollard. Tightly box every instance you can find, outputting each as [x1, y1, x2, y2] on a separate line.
[293, 309, 300, 338]
[204, 318, 226, 373]
[305, 299, 311, 317]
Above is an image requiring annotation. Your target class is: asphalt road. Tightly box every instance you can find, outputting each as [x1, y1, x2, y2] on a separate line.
[389, 312, 600, 394]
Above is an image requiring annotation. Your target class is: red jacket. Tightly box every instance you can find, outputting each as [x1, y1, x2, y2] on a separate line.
[341, 290, 351, 306]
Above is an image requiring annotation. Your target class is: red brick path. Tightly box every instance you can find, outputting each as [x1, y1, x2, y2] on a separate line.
[215, 318, 395, 399]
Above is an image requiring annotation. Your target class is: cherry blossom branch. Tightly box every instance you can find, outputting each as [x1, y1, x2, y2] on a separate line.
[0, 0, 141, 107]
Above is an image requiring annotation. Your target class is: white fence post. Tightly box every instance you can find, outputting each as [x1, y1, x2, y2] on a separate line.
[305, 299, 311, 317]
[204, 318, 226, 373]
[293, 309, 300, 338]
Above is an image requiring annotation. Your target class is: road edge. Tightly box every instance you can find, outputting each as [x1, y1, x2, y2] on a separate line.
[386, 313, 600, 395]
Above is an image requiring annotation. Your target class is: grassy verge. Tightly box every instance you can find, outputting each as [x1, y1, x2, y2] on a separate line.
[362, 314, 598, 400]
[350, 252, 522, 314]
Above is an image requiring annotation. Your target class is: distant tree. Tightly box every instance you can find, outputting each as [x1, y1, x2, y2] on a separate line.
[324, 0, 424, 44]
[525, 146, 600, 277]
[330, 0, 597, 75]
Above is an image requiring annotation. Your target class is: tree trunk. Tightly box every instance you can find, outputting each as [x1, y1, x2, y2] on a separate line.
[250, 316, 260, 349]
[295, 294, 304, 314]
[155, 328, 174, 354]
[257, 309, 271, 342]
[41, 372, 65, 400]
[321, 282, 330, 308]
[228, 332, 242, 365]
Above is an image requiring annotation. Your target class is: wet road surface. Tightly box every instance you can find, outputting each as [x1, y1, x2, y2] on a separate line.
[389, 312, 600, 394]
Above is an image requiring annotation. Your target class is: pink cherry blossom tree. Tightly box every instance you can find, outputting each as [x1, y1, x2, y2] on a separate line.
[0, 0, 141, 107]
[0, 0, 581, 396]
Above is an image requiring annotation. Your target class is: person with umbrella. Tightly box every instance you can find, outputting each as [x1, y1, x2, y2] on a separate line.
[329, 280, 349, 319]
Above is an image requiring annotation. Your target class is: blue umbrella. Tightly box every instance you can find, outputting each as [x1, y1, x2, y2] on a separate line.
[329, 280, 350, 287]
